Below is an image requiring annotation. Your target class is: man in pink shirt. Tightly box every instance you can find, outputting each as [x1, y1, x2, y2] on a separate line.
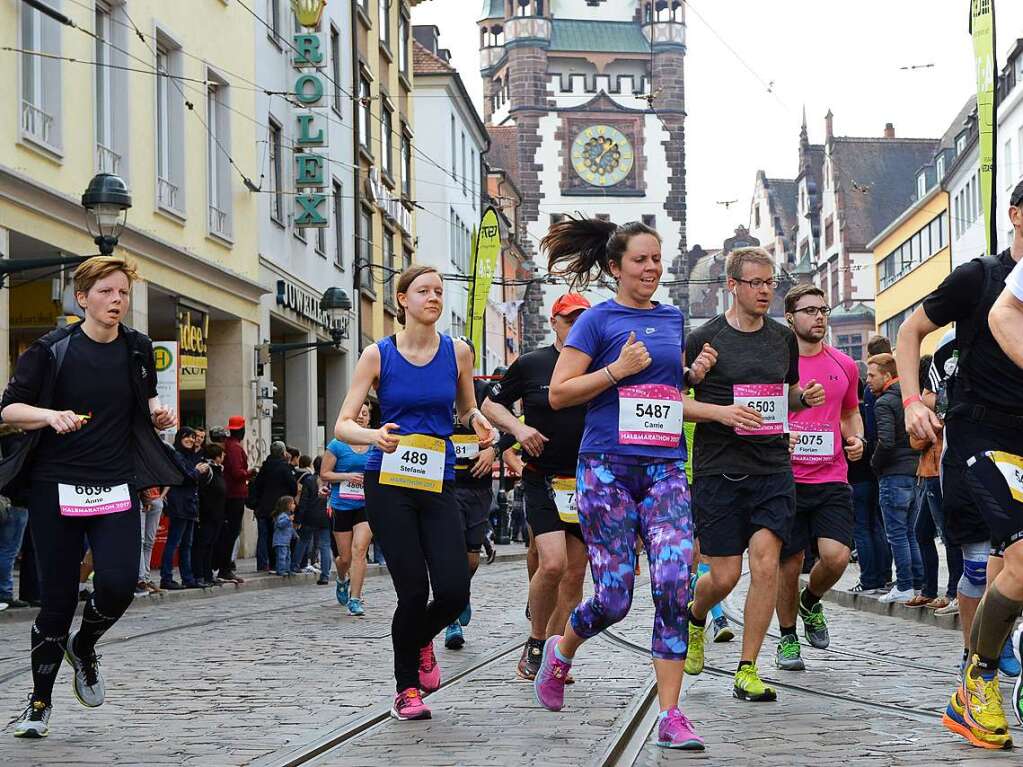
[774, 284, 865, 671]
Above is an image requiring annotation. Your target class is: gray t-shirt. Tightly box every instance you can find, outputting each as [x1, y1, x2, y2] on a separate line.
[685, 314, 800, 476]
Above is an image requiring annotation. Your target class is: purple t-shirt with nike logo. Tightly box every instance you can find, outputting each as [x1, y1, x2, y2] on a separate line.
[564, 299, 687, 461]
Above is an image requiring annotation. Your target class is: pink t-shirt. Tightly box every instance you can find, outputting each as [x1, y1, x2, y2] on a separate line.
[789, 346, 860, 485]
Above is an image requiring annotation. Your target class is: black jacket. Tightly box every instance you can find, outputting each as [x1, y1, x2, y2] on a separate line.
[165, 447, 209, 520]
[295, 471, 329, 529]
[199, 463, 227, 520]
[870, 381, 918, 477]
[251, 455, 297, 519]
[0, 323, 185, 493]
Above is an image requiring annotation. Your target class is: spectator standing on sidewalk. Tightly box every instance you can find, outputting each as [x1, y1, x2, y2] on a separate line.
[251, 441, 297, 572]
[272, 496, 297, 576]
[193, 443, 226, 586]
[160, 428, 210, 590]
[0, 491, 28, 609]
[215, 417, 253, 583]
[136, 485, 166, 595]
[294, 456, 331, 585]
[867, 353, 922, 604]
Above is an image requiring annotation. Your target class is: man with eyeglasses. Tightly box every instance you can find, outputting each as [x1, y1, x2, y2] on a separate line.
[684, 247, 825, 702]
[773, 284, 864, 671]
[895, 179, 1023, 748]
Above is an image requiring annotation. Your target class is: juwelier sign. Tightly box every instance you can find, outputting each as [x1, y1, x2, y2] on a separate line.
[291, 0, 329, 228]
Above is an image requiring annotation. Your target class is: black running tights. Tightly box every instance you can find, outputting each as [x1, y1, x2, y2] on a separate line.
[28, 482, 140, 704]
[364, 473, 469, 692]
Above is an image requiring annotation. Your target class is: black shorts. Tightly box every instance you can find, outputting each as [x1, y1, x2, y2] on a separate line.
[455, 484, 493, 552]
[694, 471, 795, 557]
[941, 419, 993, 548]
[781, 481, 854, 559]
[522, 471, 585, 542]
[331, 505, 367, 533]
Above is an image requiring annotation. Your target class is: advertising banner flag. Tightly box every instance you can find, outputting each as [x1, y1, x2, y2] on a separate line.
[466, 207, 501, 360]
[971, 0, 998, 254]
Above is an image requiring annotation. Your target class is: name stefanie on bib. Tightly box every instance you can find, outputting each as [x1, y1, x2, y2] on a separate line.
[618, 384, 683, 447]
[379, 434, 446, 493]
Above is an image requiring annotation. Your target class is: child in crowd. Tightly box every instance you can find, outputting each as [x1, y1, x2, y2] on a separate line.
[272, 496, 297, 576]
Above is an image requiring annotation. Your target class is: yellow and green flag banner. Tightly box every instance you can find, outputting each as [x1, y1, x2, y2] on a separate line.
[466, 206, 501, 361]
[971, 0, 998, 254]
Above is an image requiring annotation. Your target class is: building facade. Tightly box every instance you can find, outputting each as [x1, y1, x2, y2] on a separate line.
[254, 0, 358, 457]
[2, 0, 264, 433]
[354, 0, 421, 350]
[411, 27, 488, 345]
[478, 0, 688, 350]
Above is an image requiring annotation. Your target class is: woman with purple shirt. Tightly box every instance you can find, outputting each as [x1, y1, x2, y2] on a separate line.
[532, 218, 757, 752]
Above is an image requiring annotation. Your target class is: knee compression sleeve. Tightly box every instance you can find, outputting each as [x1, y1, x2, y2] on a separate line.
[958, 543, 989, 599]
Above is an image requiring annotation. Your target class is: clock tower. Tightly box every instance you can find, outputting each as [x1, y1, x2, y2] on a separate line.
[479, 0, 688, 351]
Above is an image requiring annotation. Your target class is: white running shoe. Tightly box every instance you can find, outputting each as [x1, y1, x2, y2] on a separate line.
[63, 630, 105, 707]
[878, 586, 915, 604]
[13, 698, 51, 738]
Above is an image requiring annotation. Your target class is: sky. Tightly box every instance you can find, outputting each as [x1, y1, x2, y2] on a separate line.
[410, 0, 1023, 248]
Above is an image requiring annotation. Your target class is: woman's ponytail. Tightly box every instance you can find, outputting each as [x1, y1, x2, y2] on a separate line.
[541, 216, 660, 289]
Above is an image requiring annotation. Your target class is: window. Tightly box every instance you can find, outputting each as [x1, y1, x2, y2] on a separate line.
[917, 172, 927, 199]
[358, 208, 373, 287]
[956, 133, 967, 155]
[94, 3, 115, 171]
[470, 149, 476, 209]
[155, 36, 185, 213]
[836, 334, 863, 362]
[398, 10, 410, 76]
[461, 132, 467, 194]
[332, 180, 344, 268]
[358, 74, 371, 151]
[401, 131, 412, 198]
[451, 115, 457, 179]
[383, 230, 396, 309]
[381, 104, 393, 178]
[331, 26, 342, 114]
[936, 155, 945, 180]
[269, 119, 283, 224]
[1006, 139, 1016, 191]
[824, 216, 834, 249]
[206, 75, 232, 239]
[21, 3, 62, 151]
[830, 261, 839, 306]
[379, 0, 390, 47]
[316, 223, 326, 255]
[754, 204, 761, 228]
[266, 0, 280, 42]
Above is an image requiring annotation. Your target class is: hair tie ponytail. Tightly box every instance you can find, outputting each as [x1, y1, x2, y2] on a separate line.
[541, 217, 661, 289]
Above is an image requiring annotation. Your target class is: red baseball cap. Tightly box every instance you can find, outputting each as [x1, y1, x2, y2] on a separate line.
[551, 293, 591, 318]
[227, 415, 246, 430]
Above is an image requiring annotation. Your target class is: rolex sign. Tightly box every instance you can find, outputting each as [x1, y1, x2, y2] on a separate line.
[292, 1, 329, 228]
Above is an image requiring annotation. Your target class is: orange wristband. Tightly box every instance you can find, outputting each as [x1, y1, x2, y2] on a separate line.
[902, 394, 922, 409]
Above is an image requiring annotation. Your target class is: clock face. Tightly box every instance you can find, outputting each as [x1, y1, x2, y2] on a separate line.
[571, 125, 635, 187]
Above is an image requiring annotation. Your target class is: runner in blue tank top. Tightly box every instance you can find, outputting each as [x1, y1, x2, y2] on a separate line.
[333, 265, 496, 722]
[530, 217, 755, 752]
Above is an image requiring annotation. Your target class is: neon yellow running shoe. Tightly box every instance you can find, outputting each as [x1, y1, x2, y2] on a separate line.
[961, 656, 1010, 737]
[733, 663, 777, 702]
[685, 604, 705, 676]
[943, 686, 1013, 750]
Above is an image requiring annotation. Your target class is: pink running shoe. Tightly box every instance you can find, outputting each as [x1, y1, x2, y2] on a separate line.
[391, 687, 431, 720]
[534, 635, 571, 711]
[419, 642, 441, 693]
[656, 707, 705, 750]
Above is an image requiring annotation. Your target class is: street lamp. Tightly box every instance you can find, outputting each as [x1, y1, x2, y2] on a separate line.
[81, 172, 132, 256]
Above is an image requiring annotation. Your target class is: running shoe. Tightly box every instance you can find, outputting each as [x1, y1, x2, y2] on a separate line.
[775, 634, 805, 671]
[444, 622, 465, 650]
[935, 597, 960, 616]
[943, 686, 1013, 750]
[999, 637, 1021, 677]
[12, 698, 51, 738]
[418, 642, 441, 693]
[63, 630, 104, 707]
[534, 635, 571, 712]
[347, 597, 365, 617]
[960, 656, 1010, 737]
[335, 576, 350, 606]
[878, 586, 915, 604]
[655, 707, 705, 750]
[458, 602, 472, 627]
[517, 638, 544, 681]
[798, 591, 830, 649]
[391, 687, 431, 721]
[684, 605, 704, 676]
[733, 664, 777, 702]
[710, 615, 734, 643]
[1012, 624, 1023, 726]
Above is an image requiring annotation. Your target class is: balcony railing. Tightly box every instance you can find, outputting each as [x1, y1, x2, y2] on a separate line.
[504, 16, 551, 44]
[208, 204, 231, 238]
[96, 143, 121, 175]
[642, 20, 686, 46]
[157, 176, 179, 210]
[21, 100, 54, 145]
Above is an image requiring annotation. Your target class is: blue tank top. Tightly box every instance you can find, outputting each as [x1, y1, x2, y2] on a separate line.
[326, 439, 369, 511]
[365, 333, 458, 480]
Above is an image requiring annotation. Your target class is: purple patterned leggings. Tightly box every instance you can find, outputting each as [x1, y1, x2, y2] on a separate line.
[569, 453, 694, 660]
